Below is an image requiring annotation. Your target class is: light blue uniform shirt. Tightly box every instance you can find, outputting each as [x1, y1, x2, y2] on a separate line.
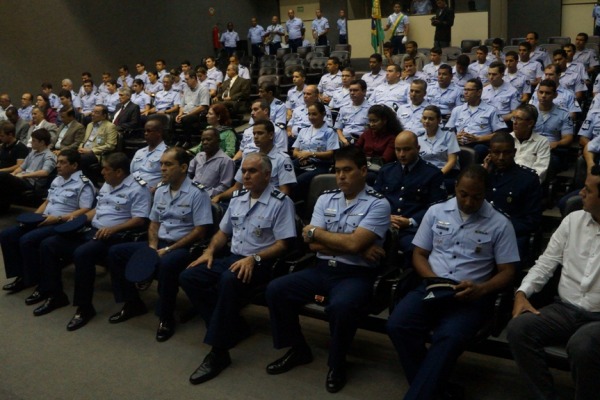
[517, 60, 543, 85]
[188, 149, 235, 198]
[101, 92, 120, 113]
[413, 197, 519, 283]
[130, 141, 168, 188]
[222, 184, 296, 256]
[370, 81, 409, 111]
[293, 125, 339, 155]
[530, 86, 581, 113]
[248, 25, 265, 44]
[594, 4, 600, 27]
[334, 101, 370, 138]
[80, 93, 99, 114]
[418, 128, 461, 170]
[221, 31, 240, 47]
[451, 70, 475, 88]
[574, 48, 599, 69]
[337, 18, 347, 35]
[311, 188, 390, 267]
[468, 61, 491, 85]
[19, 148, 56, 187]
[131, 92, 150, 111]
[504, 72, 527, 96]
[312, 17, 329, 36]
[207, 67, 224, 85]
[426, 83, 463, 116]
[288, 104, 333, 136]
[150, 177, 213, 242]
[286, 17, 305, 40]
[235, 147, 296, 187]
[559, 63, 588, 93]
[18, 105, 33, 122]
[117, 75, 134, 88]
[422, 63, 441, 85]
[396, 101, 430, 136]
[92, 174, 151, 229]
[361, 70, 387, 98]
[239, 125, 288, 156]
[44, 170, 95, 216]
[135, 72, 149, 86]
[530, 47, 552, 68]
[481, 82, 520, 116]
[578, 110, 600, 140]
[446, 102, 507, 136]
[153, 89, 179, 111]
[318, 71, 343, 98]
[265, 24, 285, 44]
[328, 87, 351, 109]
[249, 99, 287, 126]
[534, 105, 573, 142]
[146, 81, 164, 95]
[286, 86, 305, 112]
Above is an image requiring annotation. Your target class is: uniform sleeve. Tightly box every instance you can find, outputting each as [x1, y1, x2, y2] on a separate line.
[131, 186, 152, 218]
[535, 63, 543, 79]
[199, 86, 210, 106]
[492, 217, 520, 265]
[277, 156, 297, 186]
[446, 132, 461, 154]
[214, 158, 235, 196]
[588, 134, 600, 153]
[412, 206, 436, 251]
[560, 112, 574, 136]
[41, 152, 57, 173]
[326, 128, 341, 150]
[358, 198, 391, 239]
[509, 91, 521, 111]
[192, 189, 213, 226]
[446, 108, 458, 130]
[490, 109, 508, 132]
[310, 194, 328, 228]
[78, 183, 96, 209]
[219, 204, 234, 235]
[272, 197, 297, 240]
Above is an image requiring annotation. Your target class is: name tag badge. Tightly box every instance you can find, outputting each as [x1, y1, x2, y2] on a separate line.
[324, 208, 337, 217]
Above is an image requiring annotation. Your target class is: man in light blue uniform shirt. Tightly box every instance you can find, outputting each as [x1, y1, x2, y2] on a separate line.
[328, 68, 355, 110]
[266, 146, 390, 393]
[0, 148, 95, 295]
[370, 64, 409, 111]
[286, 9, 305, 52]
[337, 9, 347, 44]
[221, 22, 240, 56]
[426, 64, 463, 121]
[236, 101, 288, 162]
[34, 152, 151, 330]
[149, 75, 180, 116]
[529, 64, 582, 116]
[264, 16, 285, 55]
[334, 79, 370, 145]
[130, 116, 168, 190]
[362, 54, 387, 99]
[108, 148, 212, 342]
[387, 165, 518, 400]
[318, 57, 343, 105]
[481, 62, 520, 123]
[248, 17, 265, 58]
[286, 68, 306, 119]
[180, 152, 296, 385]
[312, 9, 329, 46]
[287, 85, 333, 138]
[396, 80, 429, 136]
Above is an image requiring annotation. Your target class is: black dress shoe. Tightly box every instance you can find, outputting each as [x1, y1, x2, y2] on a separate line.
[33, 293, 69, 316]
[189, 351, 232, 385]
[156, 320, 175, 342]
[326, 368, 347, 393]
[108, 301, 147, 324]
[3, 277, 25, 293]
[67, 306, 97, 331]
[25, 289, 48, 306]
[266, 346, 313, 375]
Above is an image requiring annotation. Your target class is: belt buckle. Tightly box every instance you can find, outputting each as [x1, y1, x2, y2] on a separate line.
[328, 259, 337, 267]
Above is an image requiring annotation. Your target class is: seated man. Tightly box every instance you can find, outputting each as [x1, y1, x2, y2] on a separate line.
[396, 80, 430, 136]
[214, 64, 251, 116]
[107, 148, 212, 340]
[256, 82, 286, 125]
[78, 80, 99, 125]
[334, 79, 370, 145]
[266, 146, 390, 393]
[285, 68, 306, 120]
[387, 165, 519, 400]
[483, 132, 542, 266]
[112, 87, 141, 133]
[452, 55, 475, 88]
[426, 64, 463, 123]
[507, 166, 600, 400]
[0, 148, 95, 295]
[400, 41, 427, 71]
[0, 129, 56, 211]
[32, 152, 151, 328]
[214, 120, 296, 203]
[317, 57, 343, 105]
[362, 53, 387, 99]
[180, 152, 296, 384]
[25, 106, 58, 147]
[400, 57, 427, 85]
[482, 62, 520, 124]
[0, 121, 29, 173]
[148, 75, 179, 117]
[53, 107, 85, 154]
[6, 107, 29, 144]
[511, 104, 551, 182]
[130, 115, 168, 191]
[286, 85, 333, 140]
[175, 71, 210, 144]
[374, 131, 446, 264]
[78, 105, 118, 182]
[328, 67, 355, 111]
[468, 46, 492, 85]
[188, 128, 235, 198]
[370, 64, 408, 111]
[422, 47, 443, 85]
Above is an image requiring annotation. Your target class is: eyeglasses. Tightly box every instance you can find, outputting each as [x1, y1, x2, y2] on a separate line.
[511, 116, 530, 123]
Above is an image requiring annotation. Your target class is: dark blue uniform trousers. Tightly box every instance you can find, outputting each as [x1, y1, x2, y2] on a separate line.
[38, 229, 123, 306]
[179, 254, 271, 349]
[108, 241, 191, 321]
[0, 224, 57, 285]
[387, 283, 493, 400]
[266, 261, 375, 369]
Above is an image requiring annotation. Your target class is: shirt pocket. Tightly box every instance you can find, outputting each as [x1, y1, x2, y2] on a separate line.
[465, 232, 493, 255]
[249, 216, 273, 237]
[432, 225, 454, 248]
[175, 204, 193, 223]
[113, 196, 129, 210]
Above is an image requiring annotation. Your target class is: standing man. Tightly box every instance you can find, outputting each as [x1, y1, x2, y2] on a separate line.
[385, 2, 410, 55]
[337, 9, 348, 45]
[248, 17, 265, 59]
[180, 152, 296, 384]
[265, 146, 391, 393]
[387, 165, 518, 400]
[312, 9, 329, 46]
[221, 22, 240, 57]
[286, 9, 305, 53]
[507, 165, 600, 400]
[264, 16, 285, 56]
[431, 0, 454, 48]
[107, 148, 212, 340]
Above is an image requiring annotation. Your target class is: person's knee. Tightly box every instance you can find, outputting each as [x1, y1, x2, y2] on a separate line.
[507, 314, 534, 343]
[566, 327, 600, 366]
[265, 277, 287, 305]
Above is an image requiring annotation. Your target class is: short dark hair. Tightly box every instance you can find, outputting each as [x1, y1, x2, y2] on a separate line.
[308, 101, 326, 115]
[477, 45, 489, 54]
[104, 152, 131, 175]
[59, 107, 75, 118]
[492, 38, 504, 48]
[519, 42, 532, 52]
[41, 82, 53, 90]
[133, 78, 145, 87]
[58, 89, 72, 99]
[334, 145, 367, 169]
[0, 121, 15, 136]
[456, 54, 471, 67]
[489, 61, 506, 74]
[515, 104, 539, 122]
[423, 105, 441, 120]
[527, 31, 539, 40]
[457, 164, 489, 188]
[545, 63, 561, 75]
[293, 67, 306, 78]
[146, 114, 167, 133]
[185, 71, 197, 80]
[328, 56, 340, 66]
[165, 146, 190, 167]
[430, 47, 442, 55]
[259, 82, 277, 95]
[31, 128, 51, 145]
[466, 78, 483, 91]
[539, 79, 557, 92]
[252, 98, 270, 112]
[563, 43, 576, 53]
[369, 53, 383, 63]
[253, 118, 275, 134]
[505, 51, 518, 60]
[577, 32, 589, 42]
[349, 79, 367, 92]
[553, 49, 567, 58]
[438, 64, 452, 74]
[342, 66, 355, 75]
[58, 148, 81, 167]
[490, 131, 515, 147]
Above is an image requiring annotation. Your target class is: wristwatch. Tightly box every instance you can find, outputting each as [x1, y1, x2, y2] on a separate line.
[165, 246, 171, 253]
[252, 254, 262, 264]
[307, 227, 317, 242]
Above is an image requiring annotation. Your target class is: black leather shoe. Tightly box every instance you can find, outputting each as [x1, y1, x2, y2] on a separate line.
[156, 320, 175, 342]
[33, 293, 69, 316]
[266, 346, 313, 375]
[3, 277, 25, 293]
[326, 368, 347, 393]
[25, 289, 48, 306]
[189, 351, 232, 385]
[67, 306, 97, 331]
[108, 301, 147, 324]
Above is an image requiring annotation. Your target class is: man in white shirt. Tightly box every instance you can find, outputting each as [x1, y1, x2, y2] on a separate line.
[507, 165, 600, 400]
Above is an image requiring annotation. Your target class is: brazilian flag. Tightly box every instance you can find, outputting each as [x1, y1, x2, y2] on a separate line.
[371, 0, 385, 53]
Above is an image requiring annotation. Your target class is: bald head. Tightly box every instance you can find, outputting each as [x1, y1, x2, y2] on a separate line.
[394, 131, 420, 165]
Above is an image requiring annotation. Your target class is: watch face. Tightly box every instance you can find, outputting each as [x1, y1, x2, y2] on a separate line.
[254, 254, 261, 262]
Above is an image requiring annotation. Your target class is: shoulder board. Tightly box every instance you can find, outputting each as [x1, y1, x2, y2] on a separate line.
[80, 174, 90, 183]
[273, 99, 283, 105]
[233, 189, 249, 198]
[133, 176, 147, 186]
[156, 181, 166, 188]
[192, 182, 207, 191]
[366, 189, 384, 199]
[270, 189, 286, 200]
[275, 122, 287, 130]
[491, 203, 512, 219]
[321, 188, 341, 196]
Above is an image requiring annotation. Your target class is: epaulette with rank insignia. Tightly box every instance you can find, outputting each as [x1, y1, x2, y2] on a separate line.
[80, 175, 90, 184]
[233, 189, 249, 198]
[491, 203, 512, 220]
[270, 189, 286, 200]
[156, 181, 166, 188]
[192, 182, 207, 191]
[134, 176, 147, 186]
[366, 189, 384, 199]
[273, 99, 283, 105]
[321, 188, 341, 196]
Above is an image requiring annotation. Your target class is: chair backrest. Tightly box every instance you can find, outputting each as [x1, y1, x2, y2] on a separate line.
[586, 43, 600, 53]
[458, 146, 476, 171]
[257, 74, 279, 87]
[296, 46, 311, 58]
[258, 66, 277, 76]
[511, 37, 526, 45]
[564, 195, 583, 217]
[282, 52, 300, 63]
[330, 50, 349, 62]
[503, 45, 519, 53]
[548, 36, 571, 45]
[276, 47, 291, 59]
[334, 44, 351, 53]
[309, 57, 329, 72]
[260, 58, 277, 68]
[484, 37, 505, 46]
[284, 58, 305, 68]
[305, 174, 337, 221]
[314, 45, 330, 56]
[305, 51, 324, 63]
[589, 36, 600, 45]
[460, 39, 482, 54]
[418, 48, 431, 57]
[441, 46, 462, 61]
